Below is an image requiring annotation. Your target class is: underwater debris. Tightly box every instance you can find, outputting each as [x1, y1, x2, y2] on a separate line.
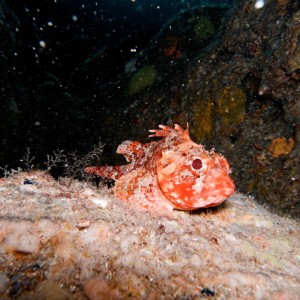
[200, 287, 215, 296]
[23, 179, 36, 185]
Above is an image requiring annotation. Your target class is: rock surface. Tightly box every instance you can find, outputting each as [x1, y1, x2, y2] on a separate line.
[0, 171, 299, 299]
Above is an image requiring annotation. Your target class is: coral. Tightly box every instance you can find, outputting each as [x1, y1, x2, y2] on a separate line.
[268, 137, 295, 158]
[191, 15, 215, 41]
[127, 65, 158, 95]
[191, 98, 214, 142]
[216, 86, 246, 127]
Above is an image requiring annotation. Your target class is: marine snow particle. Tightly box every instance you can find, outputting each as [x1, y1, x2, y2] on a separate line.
[254, 0, 265, 9]
[39, 40, 46, 48]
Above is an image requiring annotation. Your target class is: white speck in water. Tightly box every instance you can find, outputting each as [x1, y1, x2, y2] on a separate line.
[254, 0, 265, 9]
[39, 40, 46, 48]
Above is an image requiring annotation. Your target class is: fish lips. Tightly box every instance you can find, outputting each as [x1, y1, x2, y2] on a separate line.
[158, 175, 235, 210]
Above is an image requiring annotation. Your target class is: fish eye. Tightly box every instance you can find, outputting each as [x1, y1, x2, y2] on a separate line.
[192, 158, 202, 170]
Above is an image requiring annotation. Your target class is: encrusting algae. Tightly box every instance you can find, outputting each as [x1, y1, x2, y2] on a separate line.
[127, 65, 158, 95]
[192, 15, 215, 41]
[268, 137, 295, 158]
[191, 98, 214, 142]
[216, 86, 246, 127]
[190, 85, 246, 142]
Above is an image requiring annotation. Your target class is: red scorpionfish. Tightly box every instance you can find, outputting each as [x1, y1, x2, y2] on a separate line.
[85, 124, 235, 211]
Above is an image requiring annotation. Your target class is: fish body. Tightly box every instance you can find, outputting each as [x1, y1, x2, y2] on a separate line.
[85, 124, 235, 210]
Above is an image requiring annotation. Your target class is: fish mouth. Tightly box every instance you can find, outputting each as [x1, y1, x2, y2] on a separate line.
[195, 186, 235, 208]
[210, 186, 235, 197]
[169, 186, 235, 210]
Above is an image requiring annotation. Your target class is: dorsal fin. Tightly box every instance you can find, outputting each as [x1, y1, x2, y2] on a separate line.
[149, 124, 190, 140]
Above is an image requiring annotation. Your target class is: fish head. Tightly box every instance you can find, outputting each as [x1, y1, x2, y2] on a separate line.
[156, 142, 235, 210]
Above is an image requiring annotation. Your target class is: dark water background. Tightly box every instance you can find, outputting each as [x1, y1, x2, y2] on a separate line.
[1, 0, 233, 172]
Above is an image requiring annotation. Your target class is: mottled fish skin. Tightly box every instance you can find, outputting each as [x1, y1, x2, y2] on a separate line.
[85, 124, 235, 210]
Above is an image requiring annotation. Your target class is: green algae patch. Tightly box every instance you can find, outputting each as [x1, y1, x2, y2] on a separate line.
[216, 86, 246, 127]
[191, 98, 214, 142]
[127, 65, 158, 95]
[192, 15, 215, 41]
